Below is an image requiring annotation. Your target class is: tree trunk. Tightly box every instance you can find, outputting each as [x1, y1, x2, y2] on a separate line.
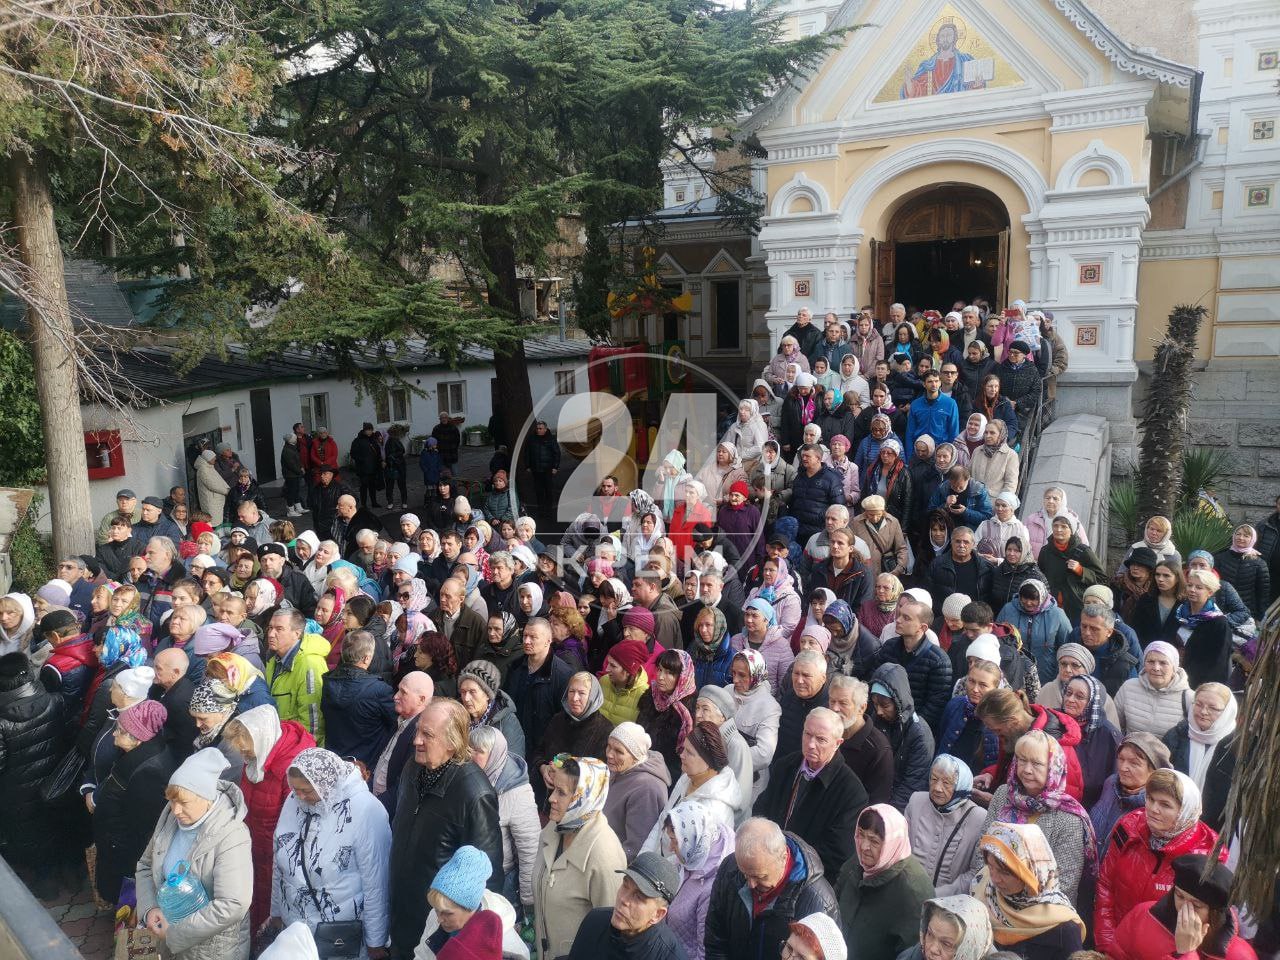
[9, 151, 94, 557]
[1136, 304, 1205, 522]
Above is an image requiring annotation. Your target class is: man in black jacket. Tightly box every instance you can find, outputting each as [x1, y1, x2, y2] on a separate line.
[151, 648, 198, 761]
[705, 820, 838, 960]
[502, 618, 572, 766]
[568, 853, 688, 960]
[308, 466, 351, 540]
[350, 421, 384, 509]
[320, 631, 397, 769]
[927, 526, 993, 603]
[755, 708, 867, 878]
[256, 542, 318, 617]
[389, 698, 502, 959]
[789, 444, 845, 545]
[869, 596, 953, 731]
[371, 670, 433, 817]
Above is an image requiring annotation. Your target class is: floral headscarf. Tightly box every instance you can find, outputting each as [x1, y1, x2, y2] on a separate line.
[402, 578, 430, 614]
[289, 748, 352, 805]
[930, 755, 974, 813]
[320, 586, 347, 645]
[651, 650, 696, 712]
[666, 802, 720, 872]
[247, 579, 278, 617]
[555, 755, 610, 833]
[101, 626, 147, 669]
[974, 822, 1085, 946]
[1064, 674, 1105, 739]
[757, 557, 791, 604]
[733, 649, 768, 691]
[205, 652, 263, 696]
[1000, 731, 1096, 868]
[920, 897, 993, 960]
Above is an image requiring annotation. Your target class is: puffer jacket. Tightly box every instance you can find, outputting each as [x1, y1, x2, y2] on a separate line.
[272, 764, 391, 952]
[0, 663, 64, 862]
[869, 663, 936, 810]
[93, 737, 178, 905]
[788, 463, 845, 537]
[1114, 670, 1193, 737]
[1114, 896, 1256, 960]
[1093, 807, 1225, 955]
[237, 709, 315, 932]
[266, 634, 332, 744]
[997, 597, 1073, 684]
[493, 755, 540, 908]
[604, 751, 672, 861]
[733, 682, 782, 799]
[135, 780, 253, 960]
[600, 670, 649, 725]
[704, 833, 838, 960]
[667, 820, 735, 960]
[414, 889, 530, 960]
[903, 791, 985, 895]
[534, 812, 627, 960]
[869, 635, 953, 731]
[834, 848, 936, 960]
[320, 664, 397, 769]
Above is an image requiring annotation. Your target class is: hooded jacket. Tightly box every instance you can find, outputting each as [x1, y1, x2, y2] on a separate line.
[320, 663, 397, 768]
[1094, 807, 1225, 955]
[869, 663, 936, 810]
[271, 762, 391, 951]
[704, 832, 838, 960]
[997, 591, 1073, 684]
[603, 751, 673, 861]
[135, 780, 253, 960]
[266, 634, 331, 744]
[236, 708, 315, 931]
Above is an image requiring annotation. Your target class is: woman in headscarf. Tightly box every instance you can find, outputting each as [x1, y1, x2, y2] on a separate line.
[904, 755, 985, 896]
[667, 477, 713, 567]
[1090, 731, 1171, 858]
[1058, 673, 1121, 808]
[469, 726, 539, 918]
[764, 335, 811, 396]
[82, 625, 147, 743]
[245, 578, 281, 628]
[695, 441, 748, 508]
[745, 556, 802, 640]
[269, 748, 391, 954]
[313, 586, 347, 669]
[204, 652, 274, 715]
[135, 747, 252, 960]
[997, 579, 1071, 685]
[663, 804, 736, 960]
[858, 575, 902, 639]
[898, 896, 994, 960]
[642, 721, 743, 853]
[220, 704, 315, 936]
[515, 582, 547, 628]
[970, 730, 1095, 903]
[729, 649, 781, 799]
[531, 670, 613, 794]
[1123, 516, 1181, 572]
[1034, 643, 1121, 727]
[636, 649, 697, 783]
[1036, 513, 1106, 624]
[833, 804, 935, 960]
[970, 419, 1019, 496]
[650, 450, 688, 520]
[1114, 642, 1193, 737]
[1093, 769, 1223, 954]
[955, 413, 989, 460]
[1162, 682, 1236, 793]
[722, 397, 769, 471]
[972, 823, 1086, 960]
[975, 491, 1028, 560]
[748, 440, 797, 525]
[988, 533, 1047, 613]
[1213, 523, 1271, 621]
[1024, 487, 1088, 560]
[0, 592, 36, 657]
[533, 755, 626, 960]
[690, 604, 734, 690]
[590, 577, 632, 671]
[855, 414, 903, 478]
[730, 597, 795, 695]
[621, 490, 665, 570]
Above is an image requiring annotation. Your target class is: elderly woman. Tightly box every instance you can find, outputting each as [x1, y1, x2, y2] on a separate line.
[898, 896, 994, 960]
[1214, 523, 1271, 621]
[972, 823, 1086, 960]
[1036, 514, 1106, 624]
[636, 649, 697, 782]
[851, 495, 908, 578]
[1123, 516, 1181, 572]
[689, 606, 734, 689]
[533, 755, 626, 960]
[969, 419, 1019, 495]
[858, 574, 902, 639]
[457, 659, 525, 758]
[1059, 673, 1122, 808]
[990, 534, 1048, 612]
[470, 726, 539, 920]
[189, 679, 246, 781]
[531, 671, 612, 792]
[92, 700, 177, 906]
[642, 722, 742, 854]
[695, 441, 748, 507]
[729, 649, 782, 798]
[976, 492, 1030, 561]
[1090, 731, 1171, 857]
[745, 557, 803, 640]
[833, 804, 936, 960]
[1036, 641, 1121, 724]
[1114, 642, 1192, 737]
[1176, 569, 1233, 688]
[904, 755, 984, 896]
[764, 335, 811, 395]
[664, 804, 736, 960]
[135, 748, 253, 960]
[268, 748, 391, 956]
[221, 704, 315, 935]
[1024, 487, 1088, 560]
[970, 731, 1095, 903]
[1162, 681, 1236, 793]
[1093, 769, 1222, 954]
[722, 398, 768, 471]
[730, 598, 795, 694]
[602, 723, 671, 860]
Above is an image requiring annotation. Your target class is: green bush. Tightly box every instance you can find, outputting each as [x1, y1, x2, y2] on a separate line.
[1107, 476, 1139, 544]
[1171, 507, 1233, 557]
[8, 494, 53, 594]
[1181, 448, 1232, 511]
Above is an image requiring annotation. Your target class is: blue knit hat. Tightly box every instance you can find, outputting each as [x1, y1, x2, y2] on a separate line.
[430, 846, 492, 911]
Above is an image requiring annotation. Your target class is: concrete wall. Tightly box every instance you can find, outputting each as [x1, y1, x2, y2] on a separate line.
[1025, 414, 1113, 548]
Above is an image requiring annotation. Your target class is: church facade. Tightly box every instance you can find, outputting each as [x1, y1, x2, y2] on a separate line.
[625, 0, 1280, 468]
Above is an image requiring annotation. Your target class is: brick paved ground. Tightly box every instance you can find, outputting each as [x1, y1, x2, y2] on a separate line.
[37, 865, 116, 959]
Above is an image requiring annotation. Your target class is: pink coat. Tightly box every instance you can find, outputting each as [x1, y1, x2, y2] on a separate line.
[730, 628, 795, 695]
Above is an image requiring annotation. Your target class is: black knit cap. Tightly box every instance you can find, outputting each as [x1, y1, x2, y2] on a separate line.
[1171, 855, 1234, 910]
[687, 720, 728, 771]
[0, 652, 30, 678]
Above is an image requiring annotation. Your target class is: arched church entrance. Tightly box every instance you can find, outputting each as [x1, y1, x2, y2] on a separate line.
[870, 185, 1010, 318]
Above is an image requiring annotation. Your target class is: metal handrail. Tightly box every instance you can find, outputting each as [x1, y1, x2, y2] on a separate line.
[1015, 382, 1048, 504]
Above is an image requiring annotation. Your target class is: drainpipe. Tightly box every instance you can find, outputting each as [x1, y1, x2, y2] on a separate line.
[1149, 132, 1208, 200]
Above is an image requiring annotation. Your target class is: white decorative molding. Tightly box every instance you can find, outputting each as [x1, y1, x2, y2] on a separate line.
[1051, 0, 1197, 87]
[1043, 84, 1153, 133]
[770, 173, 833, 217]
[1053, 139, 1138, 191]
[705, 249, 746, 275]
[654, 252, 687, 277]
[769, 142, 838, 162]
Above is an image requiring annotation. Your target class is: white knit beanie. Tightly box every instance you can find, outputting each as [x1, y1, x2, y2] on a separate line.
[608, 722, 651, 761]
[941, 593, 972, 621]
[966, 633, 1002, 667]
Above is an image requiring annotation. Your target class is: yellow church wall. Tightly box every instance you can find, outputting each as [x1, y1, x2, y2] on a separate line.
[1048, 125, 1149, 187]
[1134, 258, 1219, 361]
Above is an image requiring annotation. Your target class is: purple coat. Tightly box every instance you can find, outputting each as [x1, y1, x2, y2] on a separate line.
[716, 502, 764, 568]
[667, 822, 735, 960]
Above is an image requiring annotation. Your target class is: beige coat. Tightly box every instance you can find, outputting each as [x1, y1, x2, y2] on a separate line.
[195, 456, 231, 527]
[135, 780, 252, 960]
[968, 444, 1019, 495]
[532, 812, 626, 960]
[850, 514, 909, 578]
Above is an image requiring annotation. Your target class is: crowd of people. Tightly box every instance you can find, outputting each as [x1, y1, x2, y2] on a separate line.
[0, 299, 1277, 960]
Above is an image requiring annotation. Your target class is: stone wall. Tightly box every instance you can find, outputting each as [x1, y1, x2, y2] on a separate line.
[1026, 414, 1113, 548]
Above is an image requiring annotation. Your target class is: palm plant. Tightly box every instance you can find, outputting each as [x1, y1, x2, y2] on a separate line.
[1180, 447, 1232, 511]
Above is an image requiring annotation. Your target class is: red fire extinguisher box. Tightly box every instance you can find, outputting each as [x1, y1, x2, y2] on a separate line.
[85, 429, 126, 480]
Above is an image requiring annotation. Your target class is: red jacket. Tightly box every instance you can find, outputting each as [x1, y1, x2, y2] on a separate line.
[240, 720, 315, 931]
[982, 704, 1085, 801]
[668, 502, 712, 567]
[309, 436, 340, 477]
[1094, 808, 1225, 955]
[1113, 899, 1257, 960]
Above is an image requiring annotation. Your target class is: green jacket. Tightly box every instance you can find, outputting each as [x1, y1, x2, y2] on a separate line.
[266, 633, 330, 745]
[834, 854, 935, 960]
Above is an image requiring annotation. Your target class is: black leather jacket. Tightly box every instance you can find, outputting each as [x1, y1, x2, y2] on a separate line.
[0, 662, 65, 859]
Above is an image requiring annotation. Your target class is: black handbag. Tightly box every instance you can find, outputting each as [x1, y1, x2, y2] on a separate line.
[299, 815, 364, 959]
[41, 745, 85, 803]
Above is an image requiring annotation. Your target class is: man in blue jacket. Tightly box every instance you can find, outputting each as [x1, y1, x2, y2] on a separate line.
[905, 369, 960, 452]
[927, 464, 994, 528]
[788, 444, 846, 545]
